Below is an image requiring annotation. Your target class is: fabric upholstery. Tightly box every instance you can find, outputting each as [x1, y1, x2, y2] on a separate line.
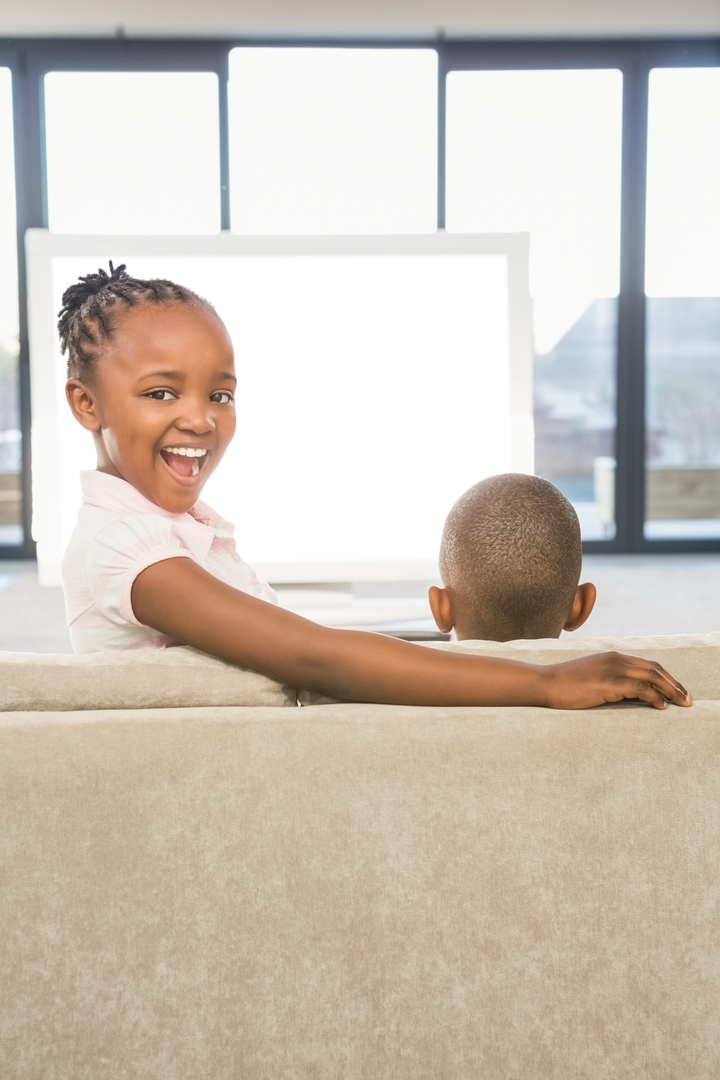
[0, 647, 296, 711]
[2, 639, 719, 1074]
[2, 698, 719, 1079]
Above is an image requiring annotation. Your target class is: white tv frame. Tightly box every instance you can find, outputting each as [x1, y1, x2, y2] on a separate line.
[26, 229, 532, 584]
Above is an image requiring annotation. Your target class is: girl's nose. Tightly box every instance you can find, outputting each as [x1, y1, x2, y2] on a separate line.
[175, 403, 215, 434]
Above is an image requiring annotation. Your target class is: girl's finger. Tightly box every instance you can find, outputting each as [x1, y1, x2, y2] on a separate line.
[618, 660, 691, 706]
[621, 656, 690, 699]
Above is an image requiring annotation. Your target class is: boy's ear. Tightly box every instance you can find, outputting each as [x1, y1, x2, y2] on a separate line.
[428, 585, 455, 635]
[66, 379, 102, 432]
[563, 582, 597, 633]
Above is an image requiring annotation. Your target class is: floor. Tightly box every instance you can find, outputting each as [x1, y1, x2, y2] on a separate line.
[1, 554, 719, 652]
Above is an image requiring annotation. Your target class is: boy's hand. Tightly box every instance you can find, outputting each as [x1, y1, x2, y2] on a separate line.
[543, 652, 692, 710]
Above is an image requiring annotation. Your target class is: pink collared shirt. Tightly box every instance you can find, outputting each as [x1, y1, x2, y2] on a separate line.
[62, 470, 277, 653]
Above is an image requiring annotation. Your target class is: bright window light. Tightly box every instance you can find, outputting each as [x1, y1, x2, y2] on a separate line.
[446, 69, 622, 354]
[644, 69, 720, 540]
[0, 68, 18, 354]
[645, 67, 720, 298]
[44, 72, 221, 235]
[229, 48, 437, 234]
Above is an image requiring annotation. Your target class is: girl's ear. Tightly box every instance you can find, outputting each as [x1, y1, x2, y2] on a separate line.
[66, 378, 102, 432]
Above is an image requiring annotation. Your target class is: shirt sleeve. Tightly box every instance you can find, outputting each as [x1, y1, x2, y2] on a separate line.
[86, 512, 209, 627]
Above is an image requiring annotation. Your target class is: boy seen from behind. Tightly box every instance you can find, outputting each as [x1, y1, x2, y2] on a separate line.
[430, 474, 596, 643]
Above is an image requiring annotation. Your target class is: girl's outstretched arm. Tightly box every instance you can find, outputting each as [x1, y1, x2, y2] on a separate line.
[132, 559, 692, 710]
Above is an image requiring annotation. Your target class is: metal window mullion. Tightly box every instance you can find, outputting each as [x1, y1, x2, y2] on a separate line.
[614, 55, 649, 551]
[437, 44, 447, 230]
[218, 50, 231, 231]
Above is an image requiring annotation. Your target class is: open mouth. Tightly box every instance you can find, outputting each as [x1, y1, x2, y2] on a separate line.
[160, 446, 209, 479]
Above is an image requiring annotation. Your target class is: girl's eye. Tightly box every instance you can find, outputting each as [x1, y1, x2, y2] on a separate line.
[147, 390, 174, 401]
[210, 391, 234, 404]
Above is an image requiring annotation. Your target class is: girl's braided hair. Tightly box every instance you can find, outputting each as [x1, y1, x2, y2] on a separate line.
[58, 262, 212, 378]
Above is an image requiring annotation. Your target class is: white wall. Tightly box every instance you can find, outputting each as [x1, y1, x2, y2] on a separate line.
[1, 0, 719, 39]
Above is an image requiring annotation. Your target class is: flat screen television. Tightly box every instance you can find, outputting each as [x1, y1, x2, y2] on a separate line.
[25, 228, 533, 583]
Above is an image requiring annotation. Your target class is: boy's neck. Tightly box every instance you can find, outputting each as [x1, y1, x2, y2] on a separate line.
[454, 624, 563, 643]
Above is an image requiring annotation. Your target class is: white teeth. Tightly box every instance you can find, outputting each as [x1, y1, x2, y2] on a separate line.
[178, 447, 187, 456]
[165, 447, 207, 458]
[191, 458, 199, 475]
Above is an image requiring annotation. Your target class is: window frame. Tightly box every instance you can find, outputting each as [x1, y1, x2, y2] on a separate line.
[0, 34, 718, 559]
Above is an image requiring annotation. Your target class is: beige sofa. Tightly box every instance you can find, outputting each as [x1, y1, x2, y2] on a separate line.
[2, 635, 720, 1079]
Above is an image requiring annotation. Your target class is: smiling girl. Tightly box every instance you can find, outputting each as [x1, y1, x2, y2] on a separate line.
[60, 264, 690, 710]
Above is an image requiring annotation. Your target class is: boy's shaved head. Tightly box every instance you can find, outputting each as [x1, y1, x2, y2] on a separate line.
[439, 474, 582, 641]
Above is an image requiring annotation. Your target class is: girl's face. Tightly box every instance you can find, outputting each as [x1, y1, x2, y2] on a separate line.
[66, 301, 237, 515]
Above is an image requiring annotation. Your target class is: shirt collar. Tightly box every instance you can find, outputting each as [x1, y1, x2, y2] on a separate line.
[79, 470, 234, 536]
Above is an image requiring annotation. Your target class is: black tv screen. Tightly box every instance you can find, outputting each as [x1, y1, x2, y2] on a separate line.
[59, 257, 505, 552]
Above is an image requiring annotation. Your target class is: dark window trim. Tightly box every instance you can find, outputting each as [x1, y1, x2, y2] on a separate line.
[0, 35, 719, 560]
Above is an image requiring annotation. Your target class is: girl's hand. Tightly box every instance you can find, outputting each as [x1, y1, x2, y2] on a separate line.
[541, 652, 692, 710]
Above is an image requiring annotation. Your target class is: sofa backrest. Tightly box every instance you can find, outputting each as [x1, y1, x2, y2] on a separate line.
[0, 646, 297, 710]
[299, 632, 720, 705]
[431, 631, 720, 698]
[2, 632, 719, 710]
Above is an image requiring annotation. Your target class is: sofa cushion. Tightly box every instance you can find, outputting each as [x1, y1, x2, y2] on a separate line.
[299, 632, 720, 705]
[0, 647, 297, 711]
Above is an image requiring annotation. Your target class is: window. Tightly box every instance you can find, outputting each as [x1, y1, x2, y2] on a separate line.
[1, 37, 719, 557]
[645, 67, 720, 539]
[446, 68, 623, 539]
[44, 71, 221, 234]
[0, 67, 22, 546]
[229, 47, 437, 234]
